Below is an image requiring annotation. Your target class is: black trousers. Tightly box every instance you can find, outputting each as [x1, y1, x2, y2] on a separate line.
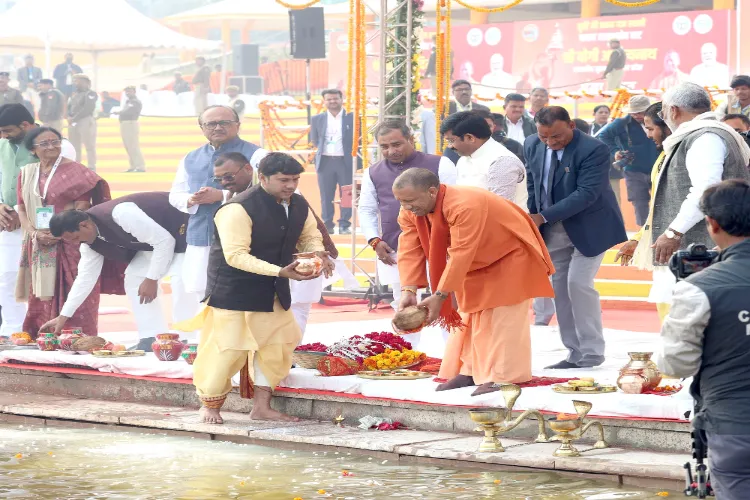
[317, 155, 352, 229]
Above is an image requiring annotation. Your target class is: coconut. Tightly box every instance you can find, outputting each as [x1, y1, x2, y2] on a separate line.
[392, 306, 428, 334]
[71, 336, 107, 352]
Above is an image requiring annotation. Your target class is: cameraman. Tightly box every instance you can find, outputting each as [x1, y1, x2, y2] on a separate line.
[655, 179, 750, 500]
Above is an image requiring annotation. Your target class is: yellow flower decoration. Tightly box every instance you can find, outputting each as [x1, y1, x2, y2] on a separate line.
[318, 489, 327, 495]
[14, 453, 22, 459]
[494, 479, 502, 484]
[656, 493, 669, 497]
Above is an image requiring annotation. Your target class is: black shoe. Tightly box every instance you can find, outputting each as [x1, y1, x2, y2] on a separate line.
[129, 337, 155, 352]
[544, 360, 580, 369]
[325, 225, 335, 234]
[534, 321, 550, 326]
[576, 358, 605, 368]
[339, 227, 351, 235]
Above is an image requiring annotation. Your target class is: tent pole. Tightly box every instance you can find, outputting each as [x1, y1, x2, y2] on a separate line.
[220, 43, 227, 95]
[92, 51, 99, 90]
[44, 37, 51, 77]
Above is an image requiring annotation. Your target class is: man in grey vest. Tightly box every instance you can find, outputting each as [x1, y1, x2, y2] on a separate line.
[358, 120, 455, 347]
[40, 192, 198, 350]
[655, 180, 750, 499]
[643, 82, 750, 318]
[169, 105, 267, 300]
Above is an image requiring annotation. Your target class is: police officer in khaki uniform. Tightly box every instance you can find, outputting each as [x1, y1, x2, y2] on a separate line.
[38, 79, 66, 131]
[192, 56, 211, 116]
[0, 71, 23, 107]
[67, 74, 97, 171]
[118, 85, 146, 172]
[226, 85, 246, 119]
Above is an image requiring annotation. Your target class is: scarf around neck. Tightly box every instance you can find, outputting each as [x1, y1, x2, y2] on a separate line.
[663, 111, 750, 165]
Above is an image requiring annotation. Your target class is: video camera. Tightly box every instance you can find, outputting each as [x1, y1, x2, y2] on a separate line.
[669, 244, 719, 281]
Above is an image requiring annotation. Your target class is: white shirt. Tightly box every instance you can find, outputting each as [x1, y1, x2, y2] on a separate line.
[456, 138, 526, 207]
[324, 110, 344, 157]
[506, 118, 526, 144]
[455, 101, 474, 113]
[0, 139, 76, 204]
[358, 156, 457, 242]
[669, 132, 726, 234]
[168, 146, 267, 215]
[60, 202, 177, 318]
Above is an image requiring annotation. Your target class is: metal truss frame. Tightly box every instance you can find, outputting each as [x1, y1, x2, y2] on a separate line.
[322, 0, 413, 308]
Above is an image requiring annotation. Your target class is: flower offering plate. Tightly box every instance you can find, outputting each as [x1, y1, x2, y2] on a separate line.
[357, 370, 433, 380]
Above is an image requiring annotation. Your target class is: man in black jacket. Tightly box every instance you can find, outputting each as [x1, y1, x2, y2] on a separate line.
[117, 86, 145, 173]
[603, 39, 627, 90]
[655, 179, 750, 499]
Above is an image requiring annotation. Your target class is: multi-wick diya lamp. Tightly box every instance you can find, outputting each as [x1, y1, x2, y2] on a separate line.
[547, 400, 609, 458]
[468, 384, 549, 453]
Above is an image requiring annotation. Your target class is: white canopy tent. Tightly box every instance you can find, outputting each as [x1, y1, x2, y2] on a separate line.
[0, 0, 223, 89]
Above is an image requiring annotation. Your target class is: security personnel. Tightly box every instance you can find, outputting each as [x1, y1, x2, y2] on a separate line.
[0, 71, 23, 107]
[118, 85, 145, 173]
[192, 56, 211, 116]
[656, 179, 750, 499]
[38, 79, 66, 131]
[226, 85, 245, 119]
[67, 74, 97, 171]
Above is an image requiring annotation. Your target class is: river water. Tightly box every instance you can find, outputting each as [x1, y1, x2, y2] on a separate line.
[0, 423, 678, 499]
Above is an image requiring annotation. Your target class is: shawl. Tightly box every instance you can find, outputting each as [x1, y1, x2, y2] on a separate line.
[414, 184, 465, 331]
[15, 161, 111, 301]
[632, 152, 666, 272]
[663, 112, 750, 165]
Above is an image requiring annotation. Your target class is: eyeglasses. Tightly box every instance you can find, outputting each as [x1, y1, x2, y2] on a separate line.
[212, 165, 245, 183]
[657, 105, 668, 120]
[201, 120, 238, 130]
[33, 139, 62, 149]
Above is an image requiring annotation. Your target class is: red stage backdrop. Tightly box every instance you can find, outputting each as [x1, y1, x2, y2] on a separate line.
[326, 10, 731, 97]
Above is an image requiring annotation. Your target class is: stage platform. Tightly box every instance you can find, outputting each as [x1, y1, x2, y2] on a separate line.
[0, 319, 691, 454]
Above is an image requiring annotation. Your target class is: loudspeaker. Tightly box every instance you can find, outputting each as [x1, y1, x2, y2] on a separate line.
[229, 76, 264, 95]
[289, 7, 326, 60]
[233, 44, 260, 76]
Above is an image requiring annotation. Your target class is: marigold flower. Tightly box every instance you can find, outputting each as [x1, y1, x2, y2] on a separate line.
[318, 489, 326, 494]
[15, 453, 22, 459]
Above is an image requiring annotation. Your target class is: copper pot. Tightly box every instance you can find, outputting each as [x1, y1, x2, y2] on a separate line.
[293, 252, 323, 275]
[617, 352, 662, 394]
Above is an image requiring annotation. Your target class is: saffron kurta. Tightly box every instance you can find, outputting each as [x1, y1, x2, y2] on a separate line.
[189, 203, 324, 404]
[397, 185, 554, 384]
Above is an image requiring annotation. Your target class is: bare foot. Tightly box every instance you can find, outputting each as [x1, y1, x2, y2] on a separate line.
[250, 406, 301, 422]
[436, 374, 475, 392]
[471, 382, 502, 397]
[199, 406, 224, 424]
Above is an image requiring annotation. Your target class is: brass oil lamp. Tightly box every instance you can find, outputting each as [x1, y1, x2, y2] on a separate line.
[548, 400, 608, 457]
[468, 384, 549, 452]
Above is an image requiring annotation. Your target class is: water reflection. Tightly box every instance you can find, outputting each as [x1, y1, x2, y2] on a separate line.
[0, 424, 676, 499]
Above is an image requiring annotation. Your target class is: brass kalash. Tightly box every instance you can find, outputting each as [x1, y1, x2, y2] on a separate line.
[547, 400, 609, 457]
[468, 384, 549, 452]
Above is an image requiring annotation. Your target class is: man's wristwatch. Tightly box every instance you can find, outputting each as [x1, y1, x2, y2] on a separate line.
[665, 229, 683, 240]
[434, 290, 449, 300]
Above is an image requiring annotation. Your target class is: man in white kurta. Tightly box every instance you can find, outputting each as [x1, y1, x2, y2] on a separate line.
[168, 105, 267, 299]
[39, 193, 200, 348]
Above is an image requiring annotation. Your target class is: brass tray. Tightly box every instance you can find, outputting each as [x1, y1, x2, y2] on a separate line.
[552, 383, 617, 394]
[114, 350, 145, 357]
[357, 370, 432, 380]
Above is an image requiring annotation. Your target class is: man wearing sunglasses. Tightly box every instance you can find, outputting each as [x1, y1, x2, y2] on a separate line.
[0, 104, 76, 337]
[169, 105, 267, 307]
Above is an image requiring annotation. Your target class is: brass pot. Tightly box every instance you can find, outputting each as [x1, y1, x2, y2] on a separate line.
[617, 352, 662, 394]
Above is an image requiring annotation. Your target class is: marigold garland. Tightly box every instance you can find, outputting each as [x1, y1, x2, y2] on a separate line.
[358, 0, 369, 168]
[363, 349, 426, 370]
[604, 0, 661, 7]
[452, 0, 524, 13]
[346, 0, 355, 112]
[275, 0, 321, 8]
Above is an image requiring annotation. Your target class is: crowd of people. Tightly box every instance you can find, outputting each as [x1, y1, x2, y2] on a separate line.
[2, 59, 750, 455]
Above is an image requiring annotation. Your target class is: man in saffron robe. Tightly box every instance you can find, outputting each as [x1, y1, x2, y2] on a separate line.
[395, 169, 554, 396]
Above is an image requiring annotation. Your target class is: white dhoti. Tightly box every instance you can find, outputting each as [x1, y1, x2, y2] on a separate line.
[0, 228, 27, 336]
[181, 244, 210, 295]
[124, 251, 202, 341]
